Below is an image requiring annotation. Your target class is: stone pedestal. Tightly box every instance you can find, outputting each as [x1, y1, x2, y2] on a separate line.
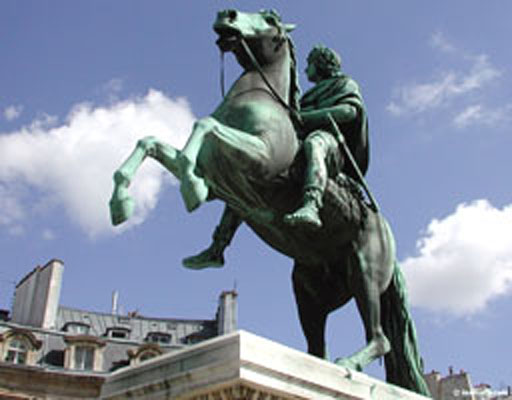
[101, 330, 430, 400]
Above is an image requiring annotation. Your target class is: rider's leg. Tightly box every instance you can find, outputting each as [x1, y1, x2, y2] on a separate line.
[182, 206, 242, 269]
[284, 131, 339, 229]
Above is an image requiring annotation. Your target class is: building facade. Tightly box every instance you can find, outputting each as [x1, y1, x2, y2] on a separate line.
[0, 259, 237, 399]
[424, 368, 512, 400]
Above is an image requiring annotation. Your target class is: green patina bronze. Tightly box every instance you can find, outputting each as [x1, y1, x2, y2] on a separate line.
[109, 9, 430, 396]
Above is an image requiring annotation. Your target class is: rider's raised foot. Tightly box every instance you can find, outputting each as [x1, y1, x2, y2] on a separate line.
[182, 246, 225, 270]
[284, 204, 322, 229]
[284, 188, 323, 229]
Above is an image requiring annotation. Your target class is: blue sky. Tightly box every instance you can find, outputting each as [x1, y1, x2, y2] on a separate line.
[1, 1, 511, 389]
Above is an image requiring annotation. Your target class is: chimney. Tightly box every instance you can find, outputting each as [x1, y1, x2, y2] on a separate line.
[217, 291, 238, 335]
[112, 291, 119, 315]
[11, 259, 64, 329]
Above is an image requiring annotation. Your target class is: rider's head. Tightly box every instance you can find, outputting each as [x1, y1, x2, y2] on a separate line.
[306, 45, 342, 82]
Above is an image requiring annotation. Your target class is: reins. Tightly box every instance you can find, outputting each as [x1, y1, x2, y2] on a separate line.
[220, 51, 226, 98]
[219, 35, 303, 127]
[239, 37, 290, 112]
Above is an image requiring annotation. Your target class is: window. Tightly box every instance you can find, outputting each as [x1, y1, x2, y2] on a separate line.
[139, 351, 158, 362]
[63, 322, 90, 335]
[111, 330, 127, 339]
[74, 346, 95, 370]
[0, 330, 42, 366]
[128, 343, 163, 366]
[5, 338, 28, 364]
[106, 327, 131, 340]
[146, 332, 171, 344]
[64, 335, 105, 372]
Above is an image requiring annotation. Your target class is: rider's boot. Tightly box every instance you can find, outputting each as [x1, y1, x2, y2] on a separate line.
[183, 207, 242, 269]
[182, 239, 225, 270]
[284, 187, 323, 229]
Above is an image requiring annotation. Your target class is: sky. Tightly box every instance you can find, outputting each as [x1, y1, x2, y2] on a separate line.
[1, 0, 512, 390]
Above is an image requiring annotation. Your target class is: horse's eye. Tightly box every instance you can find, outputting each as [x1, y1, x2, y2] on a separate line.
[265, 16, 275, 26]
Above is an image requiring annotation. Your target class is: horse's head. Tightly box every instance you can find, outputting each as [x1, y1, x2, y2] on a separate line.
[214, 9, 295, 65]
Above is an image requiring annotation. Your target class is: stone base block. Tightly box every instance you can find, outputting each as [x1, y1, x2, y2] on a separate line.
[101, 330, 430, 400]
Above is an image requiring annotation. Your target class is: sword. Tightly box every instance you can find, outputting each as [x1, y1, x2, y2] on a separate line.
[327, 112, 380, 213]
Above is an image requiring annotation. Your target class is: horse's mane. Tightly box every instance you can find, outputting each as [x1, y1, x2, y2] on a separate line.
[261, 10, 300, 113]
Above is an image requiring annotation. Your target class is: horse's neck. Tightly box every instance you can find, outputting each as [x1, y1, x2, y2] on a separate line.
[228, 49, 290, 103]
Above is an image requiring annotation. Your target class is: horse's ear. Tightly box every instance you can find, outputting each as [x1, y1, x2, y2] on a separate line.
[284, 23, 296, 33]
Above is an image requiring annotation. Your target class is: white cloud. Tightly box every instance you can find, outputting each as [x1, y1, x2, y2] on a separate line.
[0, 89, 195, 237]
[452, 104, 484, 128]
[429, 32, 456, 54]
[453, 103, 512, 128]
[4, 105, 23, 121]
[387, 34, 501, 117]
[402, 200, 512, 316]
[387, 73, 457, 115]
[0, 184, 25, 229]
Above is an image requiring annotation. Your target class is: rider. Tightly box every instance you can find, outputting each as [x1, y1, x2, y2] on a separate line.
[183, 44, 369, 269]
[284, 44, 368, 228]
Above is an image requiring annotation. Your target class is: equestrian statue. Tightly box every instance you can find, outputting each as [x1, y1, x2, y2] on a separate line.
[109, 9, 430, 396]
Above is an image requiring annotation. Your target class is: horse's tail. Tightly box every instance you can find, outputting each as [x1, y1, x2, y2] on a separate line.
[381, 262, 431, 397]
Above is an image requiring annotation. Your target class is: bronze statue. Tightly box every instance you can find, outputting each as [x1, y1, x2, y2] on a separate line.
[184, 44, 369, 267]
[109, 9, 430, 396]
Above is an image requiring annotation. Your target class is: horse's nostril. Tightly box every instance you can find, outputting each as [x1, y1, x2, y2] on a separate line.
[228, 9, 237, 21]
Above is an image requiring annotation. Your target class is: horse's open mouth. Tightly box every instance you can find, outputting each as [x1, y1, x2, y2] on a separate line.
[214, 26, 241, 52]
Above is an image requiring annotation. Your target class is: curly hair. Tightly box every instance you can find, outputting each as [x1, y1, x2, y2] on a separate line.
[307, 45, 342, 78]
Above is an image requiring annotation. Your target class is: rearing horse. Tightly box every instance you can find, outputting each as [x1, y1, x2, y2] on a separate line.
[109, 9, 430, 396]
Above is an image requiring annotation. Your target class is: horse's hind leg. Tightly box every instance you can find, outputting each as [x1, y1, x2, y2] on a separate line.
[110, 136, 181, 225]
[335, 246, 392, 371]
[292, 264, 328, 359]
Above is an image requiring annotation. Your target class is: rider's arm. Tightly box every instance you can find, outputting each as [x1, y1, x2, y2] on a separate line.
[300, 103, 357, 132]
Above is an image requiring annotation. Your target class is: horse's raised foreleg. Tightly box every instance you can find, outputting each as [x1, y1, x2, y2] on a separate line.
[110, 136, 181, 225]
[178, 117, 229, 212]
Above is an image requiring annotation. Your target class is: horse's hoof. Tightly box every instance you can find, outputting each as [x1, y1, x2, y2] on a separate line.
[110, 196, 135, 226]
[182, 249, 224, 270]
[334, 357, 362, 372]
